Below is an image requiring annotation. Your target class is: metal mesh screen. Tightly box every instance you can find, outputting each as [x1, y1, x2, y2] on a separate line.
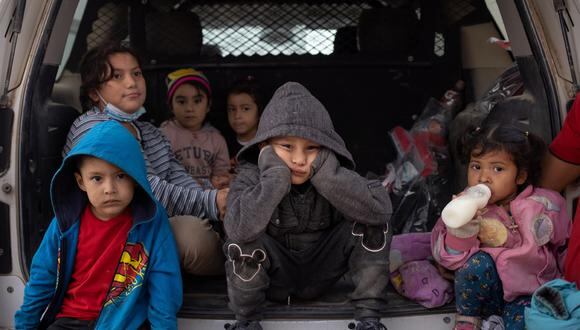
[434, 32, 445, 57]
[75, 1, 476, 61]
[86, 2, 129, 50]
[443, 0, 477, 25]
[190, 3, 371, 57]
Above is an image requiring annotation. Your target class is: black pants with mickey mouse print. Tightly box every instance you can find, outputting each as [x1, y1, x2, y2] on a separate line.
[224, 219, 391, 321]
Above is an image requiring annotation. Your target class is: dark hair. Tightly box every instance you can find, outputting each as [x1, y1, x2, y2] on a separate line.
[74, 155, 89, 172]
[79, 42, 143, 111]
[457, 120, 546, 188]
[226, 75, 264, 115]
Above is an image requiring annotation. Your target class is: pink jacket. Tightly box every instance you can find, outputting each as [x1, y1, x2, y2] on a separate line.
[431, 186, 570, 302]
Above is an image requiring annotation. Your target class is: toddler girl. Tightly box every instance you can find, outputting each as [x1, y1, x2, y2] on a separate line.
[161, 68, 231, 189]
[226, 76, 264, 172]
[431, 120, 570, 330]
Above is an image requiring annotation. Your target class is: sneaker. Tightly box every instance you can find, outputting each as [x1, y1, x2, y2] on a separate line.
[355, 319, 388, 330]
[227, 320, 263, 330]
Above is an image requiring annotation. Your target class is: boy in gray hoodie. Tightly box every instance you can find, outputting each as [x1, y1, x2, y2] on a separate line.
[224, 82, 392, 330]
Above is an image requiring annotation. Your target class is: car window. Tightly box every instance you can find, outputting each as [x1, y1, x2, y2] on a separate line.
[192, 3, 366, 56]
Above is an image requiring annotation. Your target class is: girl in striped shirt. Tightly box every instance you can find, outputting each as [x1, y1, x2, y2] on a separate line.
[63, 42, 228, 276]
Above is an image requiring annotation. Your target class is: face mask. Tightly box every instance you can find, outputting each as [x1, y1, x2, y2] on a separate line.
[96, 91, 146, 122]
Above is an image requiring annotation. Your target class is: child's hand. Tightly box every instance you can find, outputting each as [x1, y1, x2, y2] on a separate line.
[447, 218, 481, 238]
[211, 173, 231, 189]
[217, 188, 229, 220]
[436, 263, 454, 281]
[229, 157, 239, 174]
[474, 207, 487, 219]
[258, 145, 290, 173]
[446, 194, 485, 238]
[450, 191, 465, 200]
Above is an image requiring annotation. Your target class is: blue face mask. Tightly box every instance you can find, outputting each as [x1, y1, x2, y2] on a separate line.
[96, 91, 146, 122]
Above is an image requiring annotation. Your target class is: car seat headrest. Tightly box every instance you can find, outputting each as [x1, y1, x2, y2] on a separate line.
[145, 11, 202, 62]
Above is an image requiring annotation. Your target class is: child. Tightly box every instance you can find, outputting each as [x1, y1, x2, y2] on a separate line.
[161, 68, 231, 189]
[63, 43, 227, 276]
[226, 75, 264, 172]
[431, 120, 570, 330]
[223, 82, 392, 330]
[15, 121, 182, 329]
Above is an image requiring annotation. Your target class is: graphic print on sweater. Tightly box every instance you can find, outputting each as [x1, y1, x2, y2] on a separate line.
[105, 242, 149, 306]
[173, 145, 215, 177]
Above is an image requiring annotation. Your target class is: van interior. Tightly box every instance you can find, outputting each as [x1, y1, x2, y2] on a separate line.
[19, 0, 555, 321]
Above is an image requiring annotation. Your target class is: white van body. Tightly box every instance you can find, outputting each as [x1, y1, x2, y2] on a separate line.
[1, 0, 579, 329]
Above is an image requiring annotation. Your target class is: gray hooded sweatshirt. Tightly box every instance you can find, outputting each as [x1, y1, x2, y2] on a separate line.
[224, 82, 392, 246]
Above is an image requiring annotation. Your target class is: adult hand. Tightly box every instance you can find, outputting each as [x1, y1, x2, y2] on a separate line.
[217, 188, 229, 220]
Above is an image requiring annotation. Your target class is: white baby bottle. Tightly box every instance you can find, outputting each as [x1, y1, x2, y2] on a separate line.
[441, 184, 491, 228]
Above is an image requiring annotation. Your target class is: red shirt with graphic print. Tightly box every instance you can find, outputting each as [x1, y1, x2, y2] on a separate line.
[550, 94, 580, 287]
[57, 206, 132, 320]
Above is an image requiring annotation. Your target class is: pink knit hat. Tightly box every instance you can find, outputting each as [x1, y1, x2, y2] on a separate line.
[166, 68, 211, 103]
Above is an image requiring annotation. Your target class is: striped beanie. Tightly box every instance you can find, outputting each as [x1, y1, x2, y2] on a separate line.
[166, 68, 211, 103]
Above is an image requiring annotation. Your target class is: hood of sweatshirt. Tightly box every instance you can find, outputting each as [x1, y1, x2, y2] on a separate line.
[237, 81, 355, 169]
[51, 120, 157, 232]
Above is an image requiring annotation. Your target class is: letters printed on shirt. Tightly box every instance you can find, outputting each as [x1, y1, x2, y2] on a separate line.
[174, 146, 215, 177]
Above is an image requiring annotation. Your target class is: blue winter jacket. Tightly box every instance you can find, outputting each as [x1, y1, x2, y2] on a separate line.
[525, 279, 580, 330]
[14, 121, 182, 329]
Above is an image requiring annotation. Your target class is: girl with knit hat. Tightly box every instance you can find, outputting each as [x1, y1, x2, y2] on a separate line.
[161, 68, 231, 189]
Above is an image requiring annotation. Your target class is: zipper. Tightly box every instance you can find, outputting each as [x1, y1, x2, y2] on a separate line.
[39, 237, 68, 328]
[496, 206, 519, 233]
[44, 202, 154, 327]
[507, 213, 519, 232]
[91, 191, 157, 326]
[94, 231, 131, 328]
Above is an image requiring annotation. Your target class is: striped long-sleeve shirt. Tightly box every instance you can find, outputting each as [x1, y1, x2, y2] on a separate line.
[63, 110, 219, 220]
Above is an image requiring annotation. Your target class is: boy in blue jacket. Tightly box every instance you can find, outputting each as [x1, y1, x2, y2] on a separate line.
[15, 121, 182, 329]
